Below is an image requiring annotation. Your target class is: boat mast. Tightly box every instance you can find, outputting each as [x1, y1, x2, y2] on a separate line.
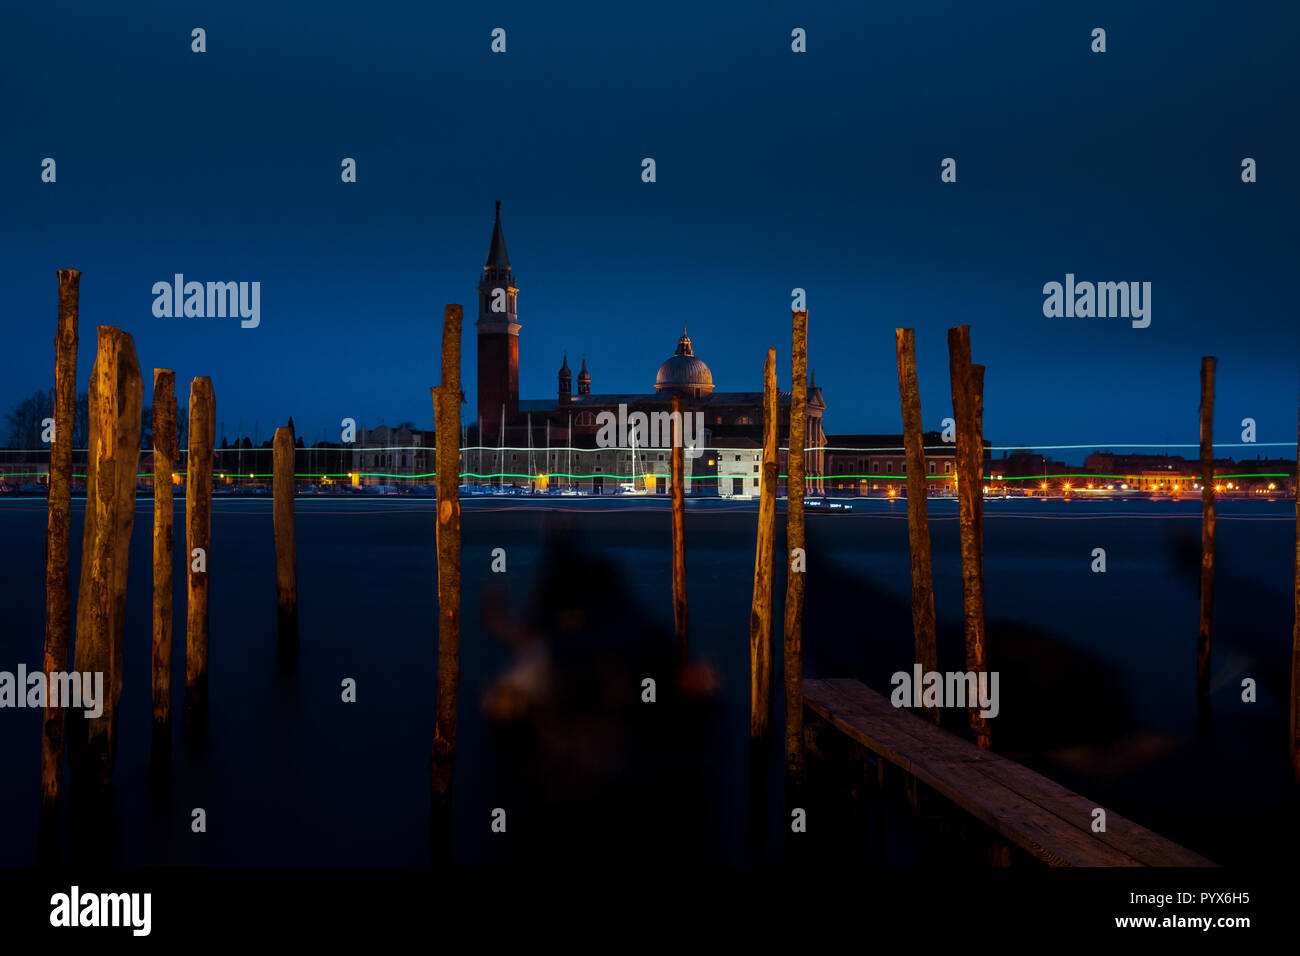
[630, 424, 639, 491]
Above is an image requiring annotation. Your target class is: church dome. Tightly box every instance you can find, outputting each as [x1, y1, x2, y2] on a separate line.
[655, 330, 714, 395]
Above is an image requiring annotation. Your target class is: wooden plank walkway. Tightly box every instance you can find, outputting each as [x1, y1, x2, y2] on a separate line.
[804, 678, 1215, 867]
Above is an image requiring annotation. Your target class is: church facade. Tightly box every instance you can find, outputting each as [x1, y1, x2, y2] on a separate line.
[467, 203, 826, 495]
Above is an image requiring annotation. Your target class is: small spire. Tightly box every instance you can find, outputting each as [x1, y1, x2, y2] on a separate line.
[485, 200, 510, 269]
[675, 328, 694, 357]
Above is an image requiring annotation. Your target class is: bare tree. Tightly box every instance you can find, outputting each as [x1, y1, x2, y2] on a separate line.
[4, 390, 54, 448]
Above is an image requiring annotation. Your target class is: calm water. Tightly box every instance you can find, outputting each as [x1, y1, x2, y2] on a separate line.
[1, 495, 1297, 865]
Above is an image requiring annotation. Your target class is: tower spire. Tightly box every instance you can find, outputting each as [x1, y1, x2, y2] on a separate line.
[485, 199, 510, 269]
[477, 200, 519, 435]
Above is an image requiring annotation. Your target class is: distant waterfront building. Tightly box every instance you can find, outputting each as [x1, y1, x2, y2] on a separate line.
[352, 424, 433, 487]
[469, 202, 826, 494]
[824, 434, 991, 497]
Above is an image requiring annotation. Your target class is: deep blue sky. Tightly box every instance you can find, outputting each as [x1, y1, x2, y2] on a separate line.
[3, 1, 1297, 450]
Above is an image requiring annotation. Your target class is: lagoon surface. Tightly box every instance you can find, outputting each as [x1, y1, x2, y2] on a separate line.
[1, 496, 1297, 866]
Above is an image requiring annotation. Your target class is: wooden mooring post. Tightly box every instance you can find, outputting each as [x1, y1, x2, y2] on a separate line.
[431, 304, 462, 796]
[1292, 393, 1300, 781]
[947, 326, 990, 749]
[1197, 356, 1216, 737]
[41, 270, 80, 814]
[895, 328, 939, 722]
[273, 423, 298, 647]
[71, 326, 143, 789]
[151, 369, 176, 739]
[972, 363, 986, 585]
[186, 377, 215, 718]
[784, 313, 808, 777]
[670, 394, 689, 658]
[749, 350, 777, 739]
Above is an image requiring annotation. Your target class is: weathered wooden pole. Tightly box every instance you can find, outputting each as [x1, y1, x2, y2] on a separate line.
[972, 363, 987, 587]
[151, 369, 176, 737]
[1291, 394, 1300, 781]
[750, 350, 778, 739]
[1197, 356, 1216, 736]
[670, 394, 689, 658]
[895, 328, 939, 722]
[431, 305, 462, 793]
[273, 423, 298, 646]
[41, 270, 79, 811]
[1291, 393, 1300, 781]
[71, 326, 143, 789]
[784, 314, 808, 775]
[947, 326, 990, 749]
[185, 377, 215, 715]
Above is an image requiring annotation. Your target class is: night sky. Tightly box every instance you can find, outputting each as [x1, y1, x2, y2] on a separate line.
[2, 1, 1297, 450]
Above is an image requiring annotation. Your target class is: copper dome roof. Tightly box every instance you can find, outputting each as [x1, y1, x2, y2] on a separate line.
[654, 330, 714, 394]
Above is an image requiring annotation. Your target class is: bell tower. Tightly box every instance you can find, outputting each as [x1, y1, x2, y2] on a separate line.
[558, 354, 572, 405]
[476, 200, 519, 436]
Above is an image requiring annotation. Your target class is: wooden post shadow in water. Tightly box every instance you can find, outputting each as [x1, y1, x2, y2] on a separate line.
[747, 737, 771, 863]
[429, 761, 454, 865]
[65, 780, 118, 866]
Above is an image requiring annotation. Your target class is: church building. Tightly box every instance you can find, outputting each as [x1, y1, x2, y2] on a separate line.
[468, 203, 826, 495]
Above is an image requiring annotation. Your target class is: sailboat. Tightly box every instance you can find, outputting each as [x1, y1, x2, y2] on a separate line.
[560, 413, 580, 495]
[616, 427, 648, 495]
[494, 403, 508, 494]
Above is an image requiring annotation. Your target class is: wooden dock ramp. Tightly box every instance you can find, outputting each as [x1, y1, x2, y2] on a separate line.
[803, 678, 1214, 867]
